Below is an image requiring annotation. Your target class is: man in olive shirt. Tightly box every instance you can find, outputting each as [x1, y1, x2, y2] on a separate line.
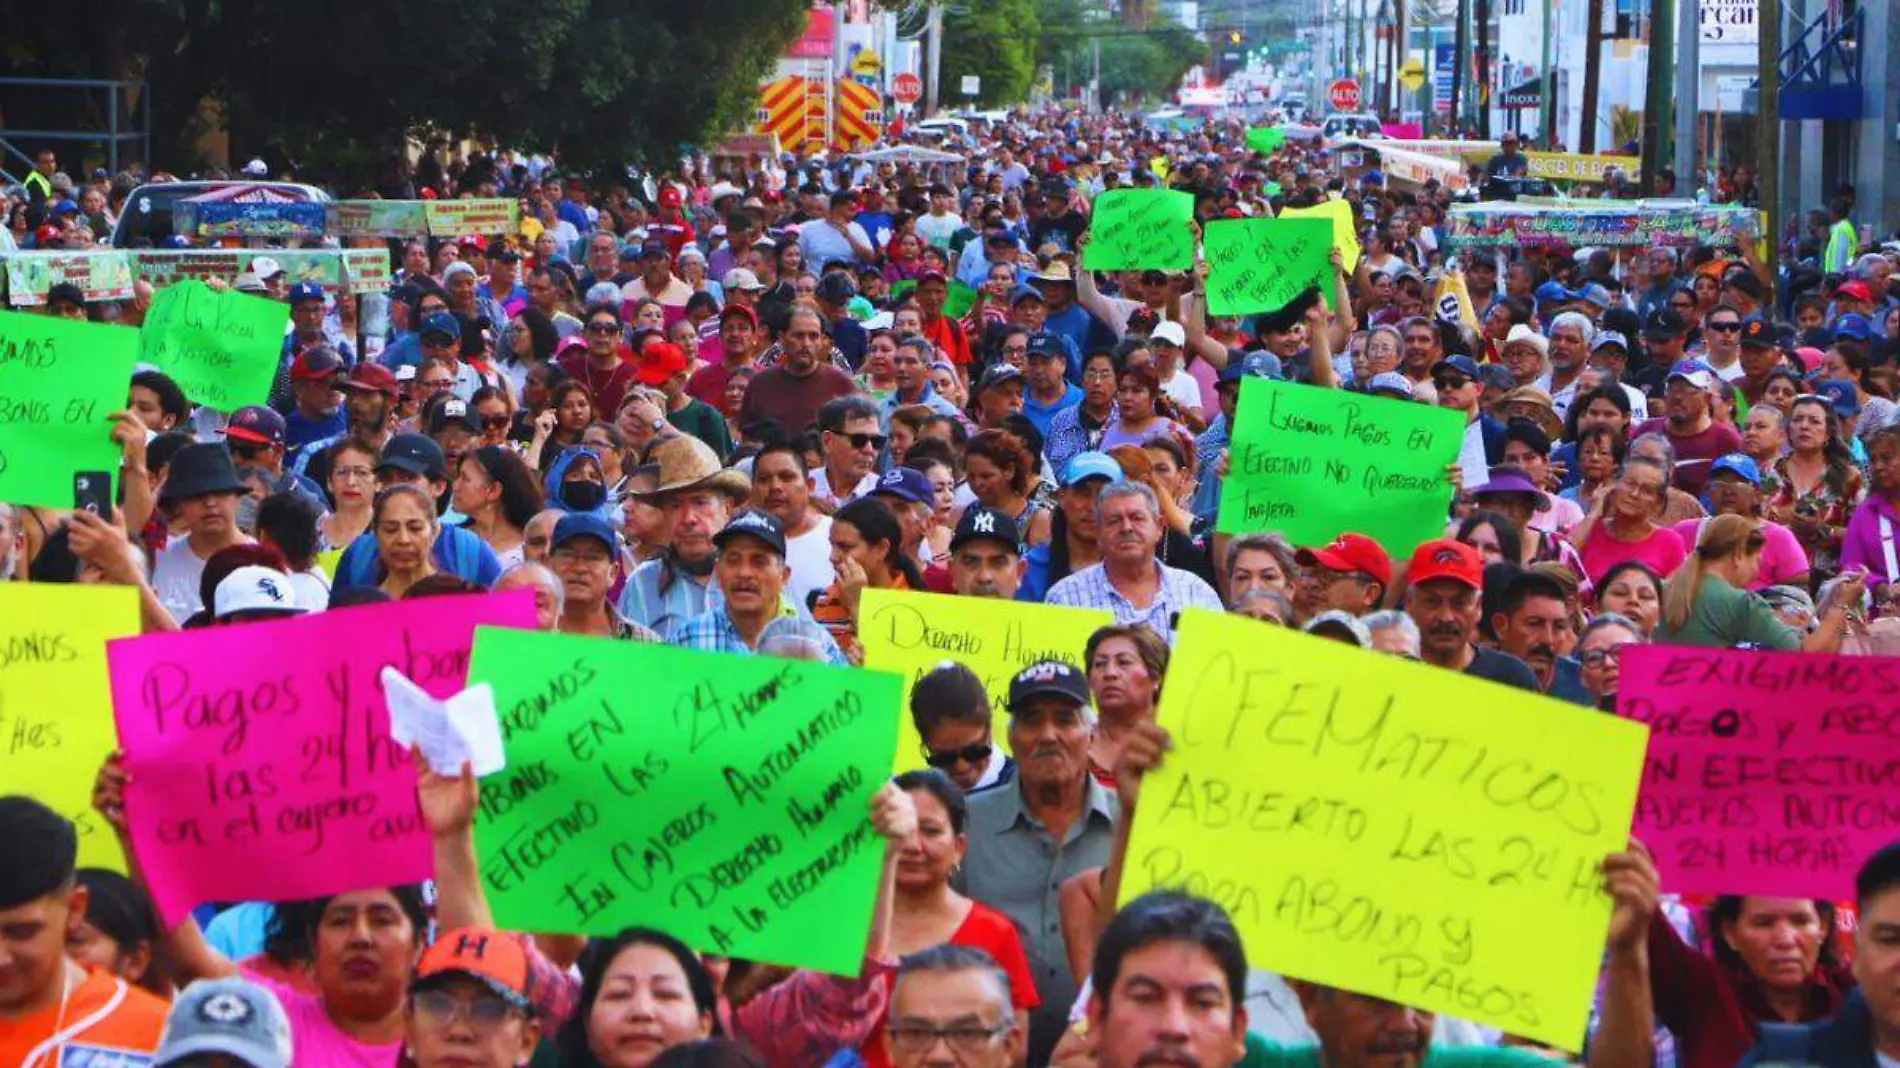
[957, 660, 1117, 1065]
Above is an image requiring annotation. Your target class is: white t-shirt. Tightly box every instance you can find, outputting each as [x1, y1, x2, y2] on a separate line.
[915, 213, 964, 250]
[785, 515, 836, 609]
[153, 536, 212, 624]
[289, 568, 331, 612]
[1161, 369, 1203, 415]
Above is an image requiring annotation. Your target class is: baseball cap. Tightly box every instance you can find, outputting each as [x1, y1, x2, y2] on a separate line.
[1294, 532, 1392, 588]
[1533, 280, 1577, 306]
[916, 268, 948, 286]
[713, 509, 787, 558]
[1365, 371, 1414, 399]
[1834, 279, 1873, 302]
[1059, 451, 1124, 487]
[1303, 609, 1372, 648]
[1407, 538, 1483, 591]
[1642, 307, 1688, 340]
[290, 346, 344, 381]
[154, 977, 293, 1068]
[213, 567, 305, 621]
[378, 433, 448, 481]
[1591, 330, 1630, 353]
[719, 303, 759, 327]
[426, 398, 481, 435]
[341, 362, 399, 396]
[951, 505, 1023, 553]
[1218, 351, 1281, 385]
[618, 243, 643, 263]
[1150, 321, 1187, 348]
[1007, 659, 1091, 711]
[1431, 354, 1481, 380]
[640, 237, 671, 259]
[722, 268, 766, 293]
[658, 185, 684, 208]
[232, 273, 268, 295]
[1025, 332, 1066, 360]
[249, 256, 285, 280]
[420, 311, 461, 341]
[286, 281, 325, 306]
[1833, 313, 1874, 342]
[551, 512, 617, 554]
[872, 467, 933, 506]
[413, 928, 534, 1010]
[1738, 319, 1777, 349]
[1709, 452, 1762, 484]
[1576, 284, 1612, 310]
[976, 363, 1025, 394]
[224, 406, 286, 447]
[1666, 359, 1717, 391]
[635, 341, 690, 386]
[1812, 378, 1863, 417]
[816, 273, 857, 305]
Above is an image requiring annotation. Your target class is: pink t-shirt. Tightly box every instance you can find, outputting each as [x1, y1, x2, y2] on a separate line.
[1672, 518, 1811, 590]
[246, 968, 401, 1068]
[1579, 524, 1688, 587]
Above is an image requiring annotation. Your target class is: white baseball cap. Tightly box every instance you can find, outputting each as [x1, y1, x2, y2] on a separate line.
[213, 566, 305, 621]
[1149, 320, 1187, 348]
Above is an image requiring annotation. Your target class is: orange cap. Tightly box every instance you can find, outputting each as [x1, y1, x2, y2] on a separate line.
[414, 928, 533, 1007]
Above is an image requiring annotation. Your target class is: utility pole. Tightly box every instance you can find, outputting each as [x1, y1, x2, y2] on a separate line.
[1474, 0, 1492, 136]
[1450, 0, 1469, 133]
[925, 3, 943, 116]
[1582, 0, 1609, 151]
[1539, 0, 1555, 145]
[1759, 0, 1780, 290]
[1674, 0, 1700, 185]
[1092, 33, 1101, 112]
[1638, 0, 1673, 181]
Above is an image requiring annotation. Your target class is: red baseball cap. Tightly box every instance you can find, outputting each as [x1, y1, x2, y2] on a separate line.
[1294, 533, 1392, 588]
[635, 340, 690, 386]
[916, 268, 948, 286]
[718, 303, 758, 327]
[658, 185, 683, 208]
[1834, 279, 1872, 302]
[341, 362, 399, 396]
[414, 927, 533, 1009]
[1407, 538, 1484, 591]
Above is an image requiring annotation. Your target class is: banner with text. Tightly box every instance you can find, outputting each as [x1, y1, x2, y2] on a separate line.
[2, 585, 140, 871]
[1084, 190, 1196, 272]
[1203, 218, 1333, 317]
[467, 629, 903, 976]
[139, 281, 290, 412]
[1619, 646, 1900, 900]
[859, 589, 1113, 774]
[1217, 377, 1463, 556]
[2, 252, 137, 307]
[1446, 202, 1760, 249]
[1121, 612, 1648, 1050]
[0, 310, 139, 509]
[107, 592, 537, 924]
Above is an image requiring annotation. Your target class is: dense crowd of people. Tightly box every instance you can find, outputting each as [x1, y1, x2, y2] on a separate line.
[5, 104, 1900, 1068]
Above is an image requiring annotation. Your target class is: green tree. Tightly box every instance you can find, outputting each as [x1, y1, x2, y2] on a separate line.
[941, 0, 1040, 107]
[1095, 23, 1209, 106]
[0, 0, 806, 181]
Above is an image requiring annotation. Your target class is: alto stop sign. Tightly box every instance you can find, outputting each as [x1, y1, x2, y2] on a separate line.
[894, 73, 923, 105]
[1329, 79, 1362, 111]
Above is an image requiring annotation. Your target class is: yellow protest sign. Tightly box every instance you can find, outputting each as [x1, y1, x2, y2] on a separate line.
[1278, 198, 1362, 274]
[859, 588, 1111, 773]
[1523, 151, 1640, 185]
[1120, 611, 1648, 1050]
[1, 584, 140, 871]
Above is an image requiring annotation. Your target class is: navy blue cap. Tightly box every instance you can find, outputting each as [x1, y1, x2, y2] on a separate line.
[1833, 313, 1874, 342]
[1431, 354, 1481, 380]
[224, 406, 286, 447]
[1025, 332, 1065, 359]
[951, 506, 1022, 553]
[712, 509, 787, 557]
[816, 272, 857, 304]
[1007, 660, 1091, 710]
[420, 311, 461, 341]
[287, 281, 325, 306]
[872, 466, 934, 505]
[377, 432, 448, 480]
[551, 512, 617, 553]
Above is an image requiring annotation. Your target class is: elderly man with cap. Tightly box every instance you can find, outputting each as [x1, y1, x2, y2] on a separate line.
[150, 443, 254, 623]
[1581, 331, 1653, 421]
[1632, 359, 1743, 497]
[151, 976, 294, 1068]
[290, 361, 400, 482]
[0, 797, 171, 1066]
[1021, 331, 1083, 437]
[1293, 532, 1390, 624]
[616, 434, 753, 638]
[547, 512, 659, 640]
[1405, 537, 1539, 689]
[621, 237, 693, 324]
[949, 505, 1027, 600]
[1045, 480, 1220, 640]
[223, 405, 325, 503]
[672, 509, 846, 663]
[277, 344, 347, 449]
[870, 465, 938, 575]
[414, 310, 485, 403]
[957, 659, 1117, 1064]
[973, 363, 1028, 431]
[1499, 322, 1550, 390]
[331, 433, 504, 592]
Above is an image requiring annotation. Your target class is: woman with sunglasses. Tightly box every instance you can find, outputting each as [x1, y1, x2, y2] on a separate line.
[452, 446, 544, 569]
[469, 386, 514, 448]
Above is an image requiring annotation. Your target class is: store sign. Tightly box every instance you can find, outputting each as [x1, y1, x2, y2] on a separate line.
[1699, 0, 1757, 43]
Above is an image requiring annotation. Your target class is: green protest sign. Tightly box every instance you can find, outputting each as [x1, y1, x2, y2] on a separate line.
[1246, 126, 1287, 155]
[1083, 190, 1195, 271]
[945, 281, 977, 320]
[466, 628, 903, 976]
[1217, 377, 1464, 556]
[0, 311, 138, 508]
[1202, 218, 1334, 317]
[139, 281, 290, 412]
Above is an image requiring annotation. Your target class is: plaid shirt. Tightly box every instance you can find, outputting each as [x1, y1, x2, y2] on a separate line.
[670, 606, 848, 667]
[1044, 559, 1222, 641]
[615, 557, 719, 641]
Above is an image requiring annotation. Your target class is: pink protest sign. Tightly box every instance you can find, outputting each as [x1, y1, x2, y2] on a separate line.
[1380, 122, 1423, 140]
[107, 591, 536, 924]
[1617, 645, 1900, 901]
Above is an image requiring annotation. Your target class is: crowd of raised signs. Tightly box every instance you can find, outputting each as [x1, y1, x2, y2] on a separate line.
[4, 105, 1900, 1068]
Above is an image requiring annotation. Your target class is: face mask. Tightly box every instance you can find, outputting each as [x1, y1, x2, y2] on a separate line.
[562, 480, 606, 513]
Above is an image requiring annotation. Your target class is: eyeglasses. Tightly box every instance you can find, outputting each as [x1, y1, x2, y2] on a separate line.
[923, 742, 993, 769]
[587, 322, 620, 335]
[845, 432, 888, 450]
[420, 378, 454, 391]
[889, 1021, 1011, 1055]
[552, 546, 613, 566]
[1707, 320, 1742, 332]
[1578, 643, 1633, 667]
[412, 990, 519, 1034]
[333, 466, 375, 483]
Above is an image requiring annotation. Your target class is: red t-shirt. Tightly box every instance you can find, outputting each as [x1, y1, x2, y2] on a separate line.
[558, 349, 639, 416]
[1631, 418, 1744, 498]
[859, 902, 1042, 1068]
[922, 313, 972, 367]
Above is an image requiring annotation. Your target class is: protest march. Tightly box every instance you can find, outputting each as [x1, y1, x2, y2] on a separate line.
[7, 78, 1900, 1068]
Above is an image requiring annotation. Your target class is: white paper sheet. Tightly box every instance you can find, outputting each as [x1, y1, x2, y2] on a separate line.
[381, 667, 506, 777]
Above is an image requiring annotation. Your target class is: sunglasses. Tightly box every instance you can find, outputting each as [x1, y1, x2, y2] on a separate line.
[923, 742, 993, 769]
[1706, 320, 1742, 332]
[844, 432, 888, 450]
[481, 413, 511, 429]
[1432, 375, 1471, 391]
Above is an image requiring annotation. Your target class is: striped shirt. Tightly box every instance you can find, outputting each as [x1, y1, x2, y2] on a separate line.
[1044, 560, 1222, 641]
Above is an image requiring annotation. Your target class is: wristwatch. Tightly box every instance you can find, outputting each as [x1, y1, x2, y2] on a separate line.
[649, 417, 667, 433]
